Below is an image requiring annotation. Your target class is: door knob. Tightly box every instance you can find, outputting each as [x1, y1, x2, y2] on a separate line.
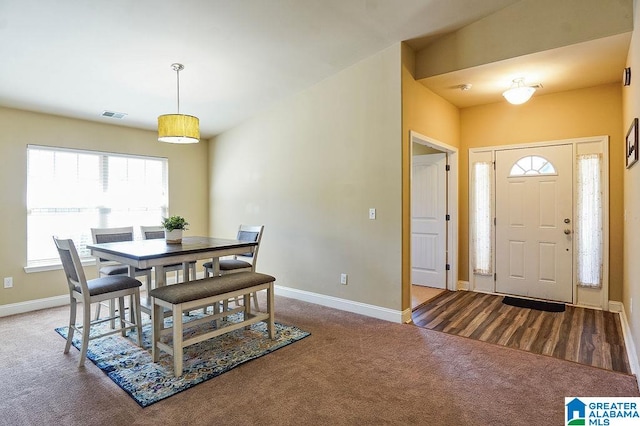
[564, 229, 572, 235]
[564, 218, 571, 224]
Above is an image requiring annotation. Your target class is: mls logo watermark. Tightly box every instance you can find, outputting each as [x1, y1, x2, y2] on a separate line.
[566, 397, 640, 425]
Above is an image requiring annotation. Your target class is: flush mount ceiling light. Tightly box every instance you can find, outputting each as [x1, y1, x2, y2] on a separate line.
[158, 63, 200, 144]
[502, 78, 536, 105]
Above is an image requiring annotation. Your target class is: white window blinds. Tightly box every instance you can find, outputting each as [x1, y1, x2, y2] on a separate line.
[27, 145, 168, 265]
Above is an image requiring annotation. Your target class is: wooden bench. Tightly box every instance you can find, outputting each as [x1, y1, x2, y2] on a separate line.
[149, 271, 276, 377]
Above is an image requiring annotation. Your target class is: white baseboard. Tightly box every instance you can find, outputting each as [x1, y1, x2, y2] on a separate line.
[609, 300, 640, 386]
[401, 308, 413, 324]
[0, 272, 209, 318]
[0, 294, 69, 317]
[609, 300, 623, 313]
[3, 278, 402, 323]
[274, 285, 404, 323]
[457, 280, 469, 290]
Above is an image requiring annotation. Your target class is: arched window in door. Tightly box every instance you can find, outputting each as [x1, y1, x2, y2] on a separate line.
[509, 155, 557, 176]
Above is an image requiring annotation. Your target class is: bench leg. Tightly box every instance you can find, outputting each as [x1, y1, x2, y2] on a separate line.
[222, 299, 229, 319]
[152, 300, 163, 362]
[134, 290, 143, 347]
[173, 303, 184, 377]
[213, 300, 220, 328]
[252, 291, 260, 311]
[267, 282, 275, 339]
[243, 293, 251, 330]
[118, 297, 127, 337]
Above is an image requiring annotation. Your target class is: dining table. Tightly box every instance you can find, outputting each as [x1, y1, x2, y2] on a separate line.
[87, 236, 258, 315]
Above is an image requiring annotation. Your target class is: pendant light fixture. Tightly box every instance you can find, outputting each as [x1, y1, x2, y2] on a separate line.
[502, 78, 536, 105]
[158, 63, 200, 144]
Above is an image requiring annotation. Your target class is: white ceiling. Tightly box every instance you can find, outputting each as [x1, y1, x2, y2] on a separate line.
[0, 0, 523, 138]
[1, 1, 627, 137]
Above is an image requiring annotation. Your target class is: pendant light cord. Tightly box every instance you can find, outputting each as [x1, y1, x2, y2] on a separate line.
[170, 63, 185, 114]
[175, 67, 180, 114]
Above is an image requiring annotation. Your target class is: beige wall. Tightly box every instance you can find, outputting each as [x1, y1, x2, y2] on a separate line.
[460, 84, 624, 302]
[623, 0, 640, 365]
[401, 43, 460, 310]
[412, 143, 441, 155]
[416, 0, 633, 78]
[209, 44, 403, 310]
[0, 107, 209, 307]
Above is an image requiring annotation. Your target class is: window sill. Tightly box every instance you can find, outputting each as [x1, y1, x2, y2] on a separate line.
[24, 258, 96, 274]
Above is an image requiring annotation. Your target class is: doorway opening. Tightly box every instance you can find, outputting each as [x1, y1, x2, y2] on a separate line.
[409, 131, 458, 310]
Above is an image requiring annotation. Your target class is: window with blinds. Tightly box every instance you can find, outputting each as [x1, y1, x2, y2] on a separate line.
[26, 145, 168, 266]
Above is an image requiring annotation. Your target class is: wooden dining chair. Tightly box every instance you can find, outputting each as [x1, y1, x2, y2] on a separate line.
[53, 236, 143, 367]
[203, 224, 264, 309]
[140, 225, 197, 284]
[91, 226, 152, 322]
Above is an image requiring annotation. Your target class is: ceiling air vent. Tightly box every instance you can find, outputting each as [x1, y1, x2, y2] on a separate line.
[101, 110, 127, 119]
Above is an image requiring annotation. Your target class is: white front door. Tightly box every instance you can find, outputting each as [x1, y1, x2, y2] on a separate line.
[495, 144, 573, 303]
[411, 153, 447, 289]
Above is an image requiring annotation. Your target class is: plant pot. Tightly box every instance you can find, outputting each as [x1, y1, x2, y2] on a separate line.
[165, 229, 183, 244]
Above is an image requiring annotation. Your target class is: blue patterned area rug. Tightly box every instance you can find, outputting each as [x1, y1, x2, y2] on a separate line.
[55, 313, 310, 407]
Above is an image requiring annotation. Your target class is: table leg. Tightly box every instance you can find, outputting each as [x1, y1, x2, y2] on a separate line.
[213, 257, 220, 276]
[182, 262, 190, 282]
[155, 265, 166, 288]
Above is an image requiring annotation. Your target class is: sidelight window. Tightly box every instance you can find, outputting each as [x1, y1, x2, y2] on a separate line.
[576, 153, 603, 288]
[471, 161, 493, 275]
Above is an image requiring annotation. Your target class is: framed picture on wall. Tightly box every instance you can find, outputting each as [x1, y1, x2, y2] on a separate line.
[626, 118, 638, 169]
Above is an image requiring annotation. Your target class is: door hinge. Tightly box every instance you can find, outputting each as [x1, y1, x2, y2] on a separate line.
[445, 214, 450, 221]
[494, 217, 496, 226]
[493, 161, 496, 170]
[445, 164, 450, 171]
[494, 273, 497, 281]
[446, 264, 450, 271]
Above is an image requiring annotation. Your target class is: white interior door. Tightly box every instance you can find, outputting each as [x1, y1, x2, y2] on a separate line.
[411, 153, 447, 289]
[495, 144, 573, 303]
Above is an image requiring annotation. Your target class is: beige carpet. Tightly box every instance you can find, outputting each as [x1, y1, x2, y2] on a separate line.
[0, 293, 638, 425]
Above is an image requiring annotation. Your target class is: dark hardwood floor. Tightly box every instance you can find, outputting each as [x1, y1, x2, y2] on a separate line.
[411, 290, 631, 374]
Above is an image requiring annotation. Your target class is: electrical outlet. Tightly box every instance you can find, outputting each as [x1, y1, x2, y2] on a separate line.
[3, 277, 13, 289]
[340, 273, 348, 285]
[369, 208, 376, 220]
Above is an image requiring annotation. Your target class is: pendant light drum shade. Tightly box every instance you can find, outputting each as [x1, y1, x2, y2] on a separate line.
[158, 114, 200, 144]
[157, 63, 200, 144]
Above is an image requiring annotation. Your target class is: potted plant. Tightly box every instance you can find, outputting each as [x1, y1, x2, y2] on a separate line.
[161, 215, 189, 244]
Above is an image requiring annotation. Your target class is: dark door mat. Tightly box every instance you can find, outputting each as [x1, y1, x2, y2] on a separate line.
[502, 296, 566, 312]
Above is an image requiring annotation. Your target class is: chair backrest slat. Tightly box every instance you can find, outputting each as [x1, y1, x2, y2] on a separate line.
[53, 236, 89, 298]
[95, 232, 133, 244]
[235, 225, 264, 263]
[237, 230, 259, 258]
[140, 225, 165, 240]
[91, 226, 135, 269]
